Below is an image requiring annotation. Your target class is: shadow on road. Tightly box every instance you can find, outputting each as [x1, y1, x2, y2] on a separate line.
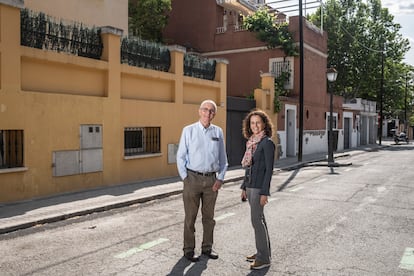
[276, 169, 300, 192]
[381, 143, 414, 152]
[167, 256, 208, 275]
[246, 266, 270, 275]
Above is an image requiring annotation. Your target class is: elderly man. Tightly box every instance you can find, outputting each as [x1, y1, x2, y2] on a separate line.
[176, 99, 228, 262]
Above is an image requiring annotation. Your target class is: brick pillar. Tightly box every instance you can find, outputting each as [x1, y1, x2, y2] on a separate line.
[255, 72, 279, 156]
[100, 26, 123, 185]
[255, 72, 275, 113]
[213, 58, 228, 109]
[167, 45, 186, 104]
[0, 0, 24, 92]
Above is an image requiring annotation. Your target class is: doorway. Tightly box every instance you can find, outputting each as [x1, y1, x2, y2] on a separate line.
[286, 106, 296, 157]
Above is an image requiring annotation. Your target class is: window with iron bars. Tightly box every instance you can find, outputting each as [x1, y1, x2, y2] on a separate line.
[269, 57, 294, 90]
[124, 127, 161, 156]
[0, 130, 24, 169]
[327, 114, 338, 129]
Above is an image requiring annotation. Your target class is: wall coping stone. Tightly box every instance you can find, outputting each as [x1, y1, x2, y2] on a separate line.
[260, 72, 275, 78]
[213, 58, 229, 65]
[0, 0, 24, 8]
[100, 26, 123, 37]
[167, 45, 186, 53]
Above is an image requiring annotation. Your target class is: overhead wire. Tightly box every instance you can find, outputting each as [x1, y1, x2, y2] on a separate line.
[267, 0, 387, 54]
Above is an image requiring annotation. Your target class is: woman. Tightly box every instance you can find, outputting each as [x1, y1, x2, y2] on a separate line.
[240, 109, 275, 270]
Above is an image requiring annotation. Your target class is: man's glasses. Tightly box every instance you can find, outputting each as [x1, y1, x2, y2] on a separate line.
[200, 108, 216, 114]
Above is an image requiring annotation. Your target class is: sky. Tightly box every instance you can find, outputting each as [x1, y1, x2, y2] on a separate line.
[381, 0, 414, 67]
[268, 0, 414, 67]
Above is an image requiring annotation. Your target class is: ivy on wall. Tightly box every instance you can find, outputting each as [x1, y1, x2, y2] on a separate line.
[243, 8, 297, 112]
[273, 71, 290, 113]
[243, 8, 297, 57]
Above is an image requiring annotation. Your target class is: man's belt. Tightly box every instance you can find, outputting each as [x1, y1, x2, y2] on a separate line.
[187, 169, 216, 177]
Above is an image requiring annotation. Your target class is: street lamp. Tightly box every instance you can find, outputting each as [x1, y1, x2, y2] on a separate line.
[405, 72, 409, 133]
[327, 67, 338, 166]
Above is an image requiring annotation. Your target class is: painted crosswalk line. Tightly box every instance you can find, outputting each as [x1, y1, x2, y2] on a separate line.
[115, 238, 169, 259]
[399, 247, 414, 271]
[215, 212, 235, 221]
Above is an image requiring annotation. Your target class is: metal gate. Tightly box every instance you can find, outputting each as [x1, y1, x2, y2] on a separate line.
[226, 97, 256, 167]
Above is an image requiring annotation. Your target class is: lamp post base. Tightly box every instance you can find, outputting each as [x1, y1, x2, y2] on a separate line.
[328, 161, 338, 167]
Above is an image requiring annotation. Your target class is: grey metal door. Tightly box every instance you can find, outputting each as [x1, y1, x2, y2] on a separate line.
[344, 118, 350, 149]
[226, 97, 255, 167]
[286, 109, 295, 157]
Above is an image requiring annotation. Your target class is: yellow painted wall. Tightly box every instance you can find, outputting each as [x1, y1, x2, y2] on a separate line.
[0, 2, 227, 203]
[254, 73, 279, 147]
[21, 51, 108, 97]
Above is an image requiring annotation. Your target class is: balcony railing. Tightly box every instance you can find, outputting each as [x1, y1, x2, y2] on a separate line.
[216, 26, 227, 34]
[234, 25, 247, 32]
[274, 18, 287, 25]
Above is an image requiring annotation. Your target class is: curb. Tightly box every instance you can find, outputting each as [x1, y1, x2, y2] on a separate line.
[0, 177, 245, 235]
[0, 190, 184, 235]
[0, 144, 389, 235]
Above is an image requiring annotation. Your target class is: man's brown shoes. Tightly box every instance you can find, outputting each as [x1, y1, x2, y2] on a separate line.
[184, 251, 200, 262]
[202, 249, 219, 259]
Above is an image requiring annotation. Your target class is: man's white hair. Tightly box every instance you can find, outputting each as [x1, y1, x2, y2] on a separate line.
[200, 99, 217, 112]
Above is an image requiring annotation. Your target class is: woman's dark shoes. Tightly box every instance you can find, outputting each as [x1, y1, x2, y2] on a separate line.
[246, 253, 256, 262]
[184, 251, 200, 262]
[250, 260, 270, 270]
[202, 249, 219, 259]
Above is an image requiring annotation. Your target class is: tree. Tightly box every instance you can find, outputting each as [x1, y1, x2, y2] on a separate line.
[129, 0, 171, 42]
[243, 7, 297, 57]
[308, 0, 412, 118]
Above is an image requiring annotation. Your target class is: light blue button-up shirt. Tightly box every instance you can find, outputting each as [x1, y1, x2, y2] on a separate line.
[177, 121, 228, 181]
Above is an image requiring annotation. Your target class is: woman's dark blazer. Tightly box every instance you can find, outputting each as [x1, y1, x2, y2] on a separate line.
[241, 137, 275, 196]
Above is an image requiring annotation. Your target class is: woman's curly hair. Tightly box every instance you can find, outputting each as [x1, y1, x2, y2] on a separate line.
[242, 109, 274, 139]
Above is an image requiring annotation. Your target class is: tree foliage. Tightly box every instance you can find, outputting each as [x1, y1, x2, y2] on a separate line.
[128, 0, 171, 42]
[243, 7, 298, 57]
[308, 0, 413, 119]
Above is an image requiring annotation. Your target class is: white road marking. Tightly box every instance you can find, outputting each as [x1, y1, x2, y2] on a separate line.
[337, 216, 347, 223]
[215, 212, 235, 221]
[377, 186, 386, 193]
[354, 196, 377, 212]
[315, 178, 327, 183]
[290, 186, 304, 192]
[325, 225, 336, 233]
[114, 238, 169, 259]
[325, 216, 347, 233]
[184, 263, 196, 273]
[399, 247, 414, 271]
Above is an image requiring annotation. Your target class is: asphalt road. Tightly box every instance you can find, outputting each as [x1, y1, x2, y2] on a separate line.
[1, 143, 414, 275]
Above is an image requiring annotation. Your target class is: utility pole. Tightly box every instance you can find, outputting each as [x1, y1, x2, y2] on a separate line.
[405, 72, 408, 132]
[298, 0, 304, 162]
[379, 46, 384, 146]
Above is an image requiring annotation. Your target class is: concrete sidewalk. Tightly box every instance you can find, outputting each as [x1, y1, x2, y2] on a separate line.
[0, 141, 391, 235]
